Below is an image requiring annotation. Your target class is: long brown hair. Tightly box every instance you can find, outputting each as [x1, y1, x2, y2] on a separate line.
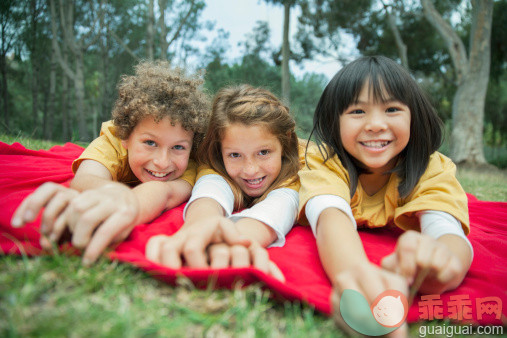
[199, 85, 300, 209]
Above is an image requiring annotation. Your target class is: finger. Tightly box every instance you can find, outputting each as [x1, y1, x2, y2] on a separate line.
[381, 252, 398, 273]
[436, 255, 463, 285]
[40, 190, 77, 234]
[145, 235, 170, 263]
[161, 237, 185, 269]
[429, 244, 451, 275]
[39, 234, 53, 251]
[396, 231, 420, 283]
[11, 182, 63, 227]
[249, 244, 269, 274]
[218, 218, 251, 247]
[70, 203, 115, 249]
[355, 264, 390, 304]
[48, 212, 69, 244]
[82, 211, 135, 266]
[380, 268, 409, 296]
[415, 234, 436, 271]
[209, 244, 231, 269]
[182, 235, 210, 268]
[267, 261, 285, 282]
[65, 196, 102, 233]
[230, 245, 250, 268]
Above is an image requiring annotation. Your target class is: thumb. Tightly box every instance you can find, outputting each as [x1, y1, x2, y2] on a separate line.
[218, 218, 251, 247]
[381, 252, 398, 272]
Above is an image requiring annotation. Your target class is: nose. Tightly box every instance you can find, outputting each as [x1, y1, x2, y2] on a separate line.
[243, 158, 259, 176]
[365, 111, 387, 133]
[153, 150, 172, 169]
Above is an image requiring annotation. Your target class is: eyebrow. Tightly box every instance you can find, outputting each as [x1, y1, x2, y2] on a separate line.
[222, 144, 274, 151]
[141, 133, 191, 144]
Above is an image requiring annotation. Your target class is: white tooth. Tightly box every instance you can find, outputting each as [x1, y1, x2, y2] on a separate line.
[363, 141, 388, 148]
[149, 170, 168, 178]
[247, 178, 263, 184]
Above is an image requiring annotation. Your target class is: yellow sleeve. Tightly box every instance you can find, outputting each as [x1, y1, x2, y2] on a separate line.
[71, 121, 131, 182]
[394, 152, 470, 234]
[179, 159, 197, 186]
[298, 143, 352, 225]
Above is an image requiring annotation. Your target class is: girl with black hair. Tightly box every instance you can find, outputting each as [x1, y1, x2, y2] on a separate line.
[298, 56, 472, 322]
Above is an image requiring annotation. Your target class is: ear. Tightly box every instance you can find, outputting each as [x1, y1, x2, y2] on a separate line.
[121, 139, 128, 149]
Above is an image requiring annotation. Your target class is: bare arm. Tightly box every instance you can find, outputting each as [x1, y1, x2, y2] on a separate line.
[234, 218, 277, 247]
[70, 159, 114, 191]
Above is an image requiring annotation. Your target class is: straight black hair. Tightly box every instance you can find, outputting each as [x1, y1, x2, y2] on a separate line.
[308, 55, 443, 198]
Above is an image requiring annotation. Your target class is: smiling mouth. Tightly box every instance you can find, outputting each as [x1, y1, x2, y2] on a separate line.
[244, 176, 266, 186]
[146, 169, 171, 178]
[360, 140, 391, 148]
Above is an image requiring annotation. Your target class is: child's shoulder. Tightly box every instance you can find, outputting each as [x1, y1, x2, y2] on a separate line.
[428, 151, 457, 171]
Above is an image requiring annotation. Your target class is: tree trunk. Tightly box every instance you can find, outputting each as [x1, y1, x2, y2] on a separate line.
[0, 56, 8, 130]
[385, 8, 408, 69]
[74, 51, 88, 141]
[30, 0, 40, 136]
[46, 41, 56, 140]
[147, 0, 154, 60]
[422, 0, 493, 165]
[158, 0, 167, 60]
[281, 2, 291, 104]
[450, 0, 493, 164]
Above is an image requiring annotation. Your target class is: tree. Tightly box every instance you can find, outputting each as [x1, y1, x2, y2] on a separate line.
[49, 0, 105, 141]
[422, 0, 494, 165]
[264, 0, 298, 104]
[0, 0, 24, 131]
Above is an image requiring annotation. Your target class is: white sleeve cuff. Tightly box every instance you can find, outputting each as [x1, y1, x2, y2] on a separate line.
[229, 188, 298, 248]
[305, 194, 356, 237]
[183, 174, 234, 219]
[418, 210, 473, 258]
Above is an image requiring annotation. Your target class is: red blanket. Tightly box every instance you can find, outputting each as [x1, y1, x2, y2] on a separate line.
[1, 141, 505, 325]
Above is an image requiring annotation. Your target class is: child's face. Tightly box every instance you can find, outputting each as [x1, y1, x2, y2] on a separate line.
[339, 83, 411, 173]
[221, 123, 283, 197]
[121, 116, 194, 183]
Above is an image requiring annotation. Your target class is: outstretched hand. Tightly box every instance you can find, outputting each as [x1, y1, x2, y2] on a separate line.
[145, 217, 285, 281]
[11, 182, 79, 248]
[11, 182, 140, 266]
[381, 230, 467, 295]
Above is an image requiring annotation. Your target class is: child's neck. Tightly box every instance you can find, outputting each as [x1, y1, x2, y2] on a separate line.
[359, 172, 391, 196]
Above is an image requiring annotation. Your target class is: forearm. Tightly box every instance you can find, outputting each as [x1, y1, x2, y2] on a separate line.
[434, 234, 472, 289]
[70, 174, 115, 191]
[316, 208, 369, 283]
[132, 180, 192, 225]
[234, 218, 277, 247]
[184, 197, 226, 227]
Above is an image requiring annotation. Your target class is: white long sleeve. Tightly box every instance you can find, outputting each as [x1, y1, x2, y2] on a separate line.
[229, 188, 299, 248]
[305, 194, 357, 237]
[183, 174, 234, 219]
[418, 210, 473, 257]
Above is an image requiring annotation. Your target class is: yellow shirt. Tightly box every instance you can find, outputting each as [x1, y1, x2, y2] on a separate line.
[298, 144, 470, 234]
[72, 121, 197, 186]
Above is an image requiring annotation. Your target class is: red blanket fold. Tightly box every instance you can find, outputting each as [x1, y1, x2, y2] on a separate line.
[1, 141, 505, 325]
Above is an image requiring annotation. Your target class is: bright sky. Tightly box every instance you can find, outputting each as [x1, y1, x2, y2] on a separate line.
[200, 0, 343, 80]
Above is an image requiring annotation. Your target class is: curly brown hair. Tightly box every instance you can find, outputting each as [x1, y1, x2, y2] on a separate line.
[199, 84, 300, 209]
[111, 60, 210, 153]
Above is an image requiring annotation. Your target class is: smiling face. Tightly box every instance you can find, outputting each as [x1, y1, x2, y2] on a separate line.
[121, 116, 194, 183]
[339, 82, 411, 174]
[221, 123, 283, 197]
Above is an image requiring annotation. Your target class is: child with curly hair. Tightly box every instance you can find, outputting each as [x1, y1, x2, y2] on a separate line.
[146, 85, 301, 279]
[11, 60, 210, 266]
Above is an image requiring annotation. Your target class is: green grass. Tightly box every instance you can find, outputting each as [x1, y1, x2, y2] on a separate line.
[0, 134, 505, 337]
